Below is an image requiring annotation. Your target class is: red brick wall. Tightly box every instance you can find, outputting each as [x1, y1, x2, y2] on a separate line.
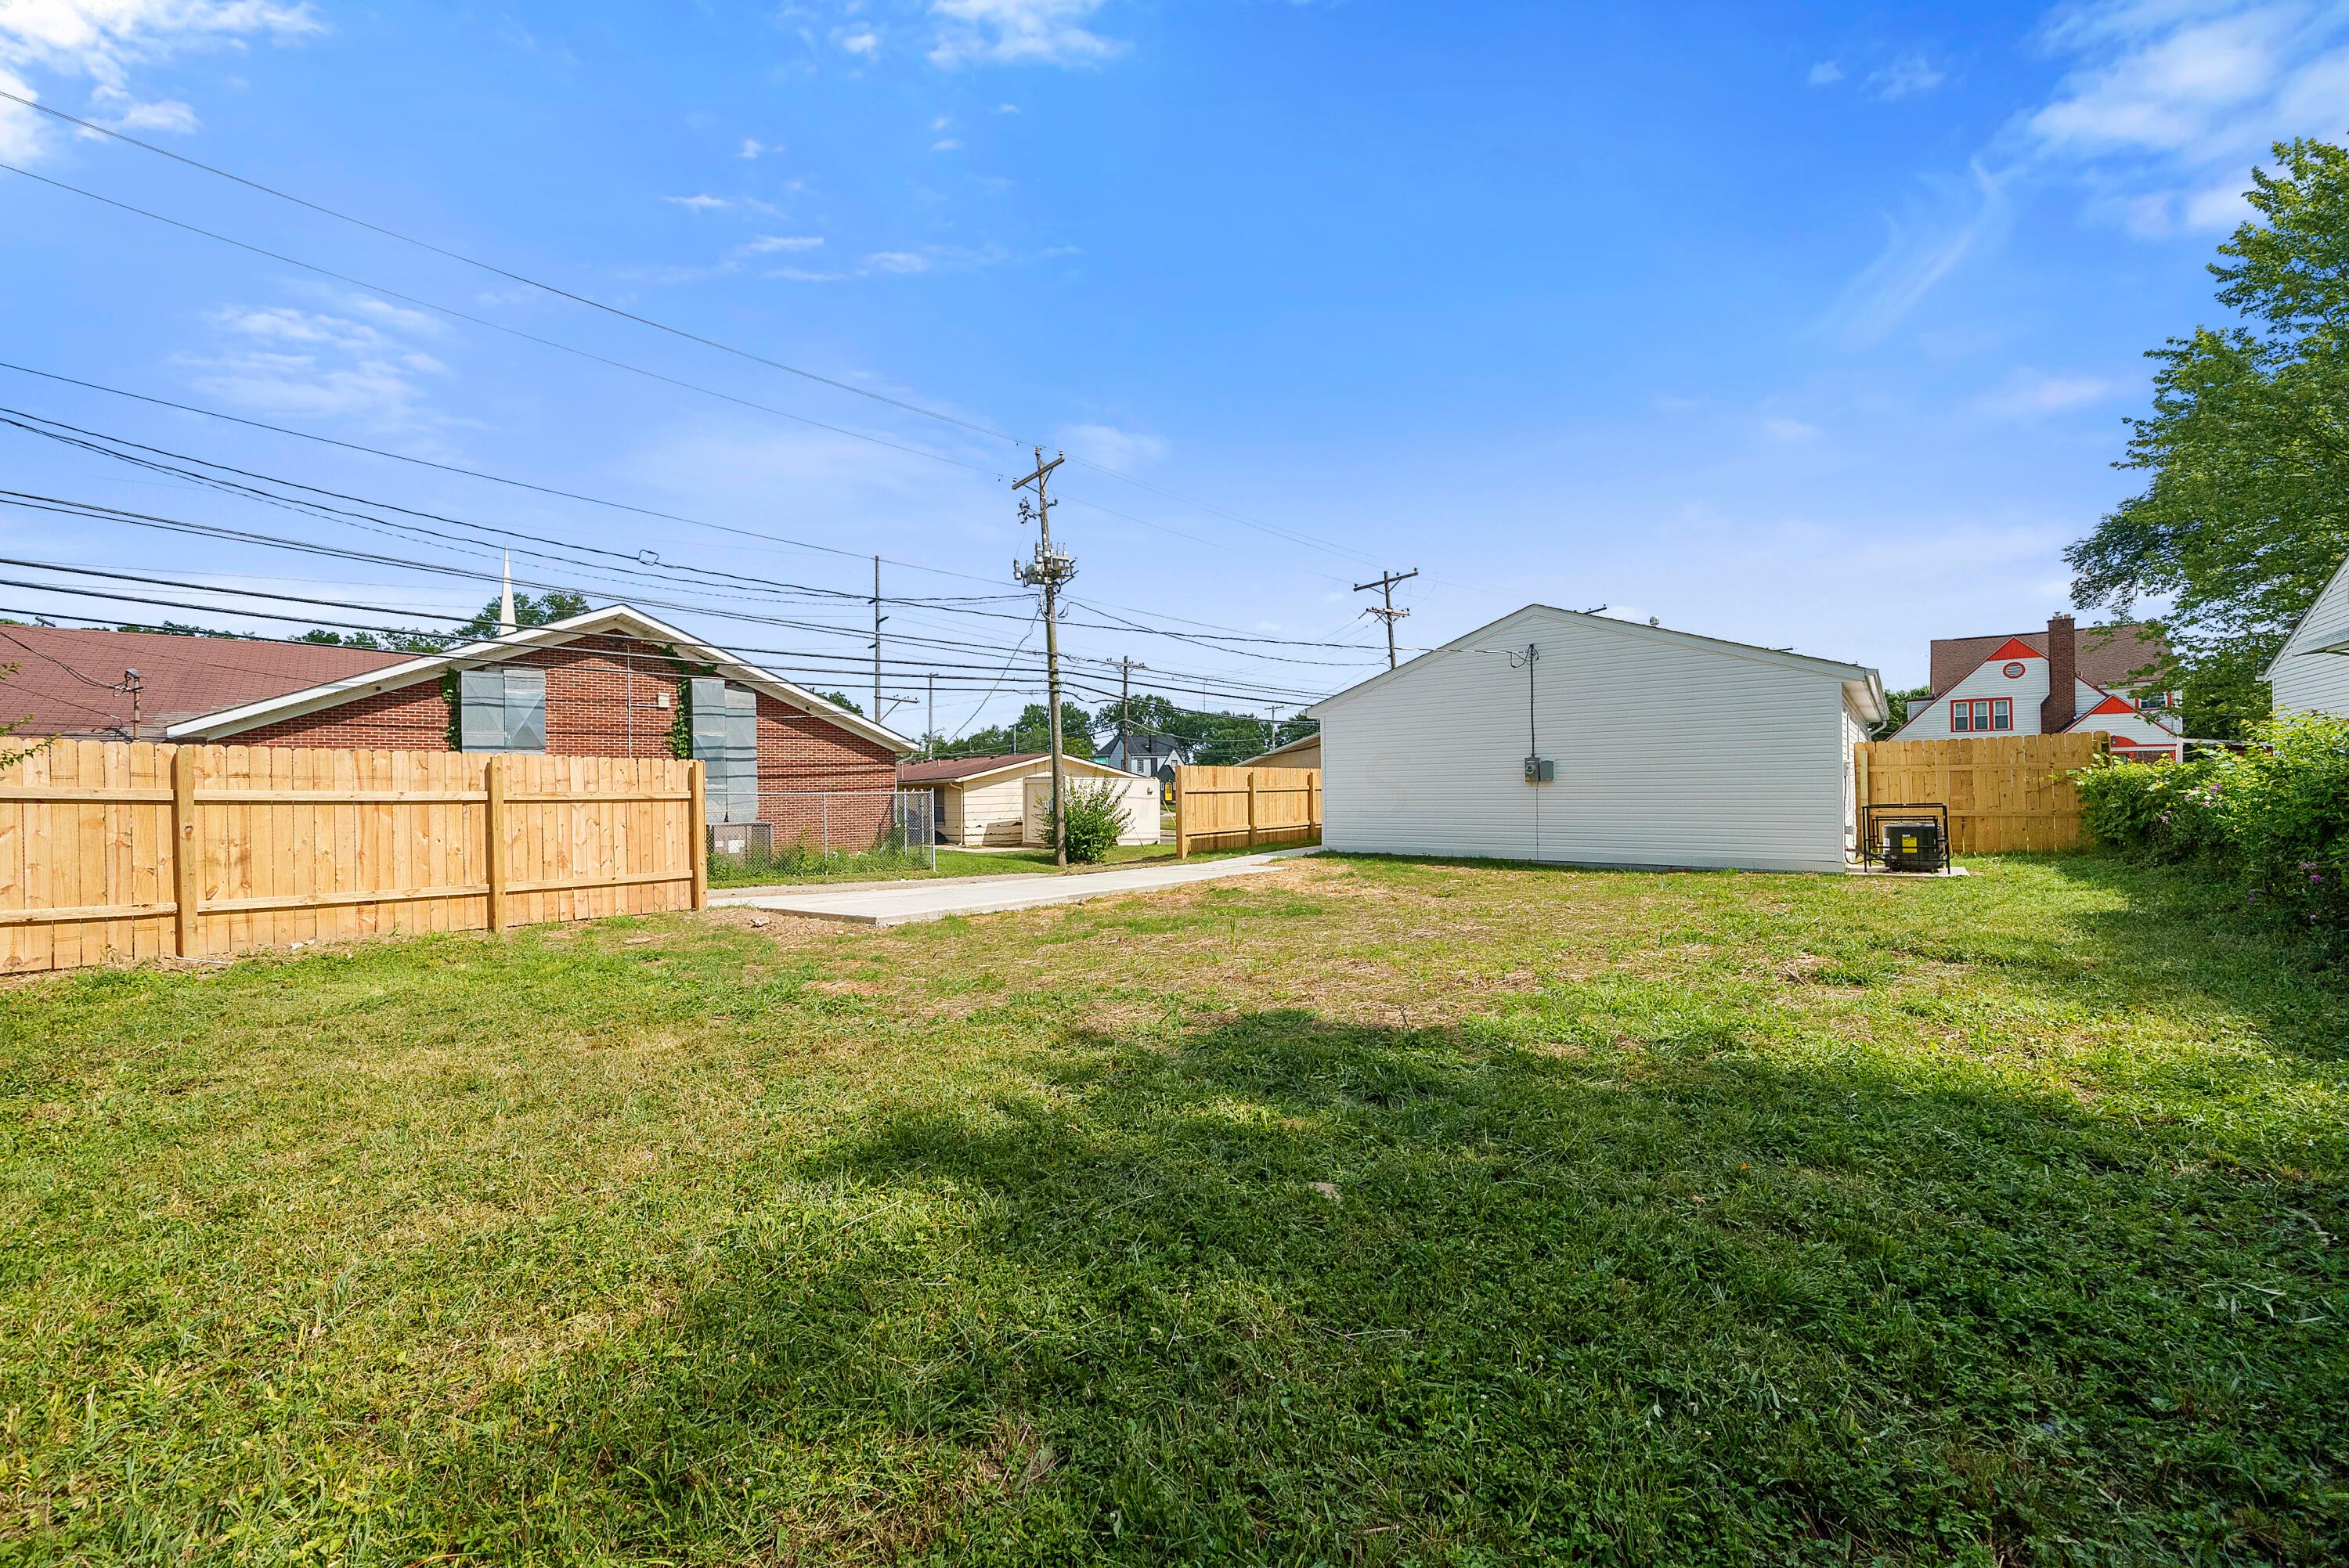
[232, 634, 902, 840]
[239, 680, 449, 750]
[756, 691, 898, 848]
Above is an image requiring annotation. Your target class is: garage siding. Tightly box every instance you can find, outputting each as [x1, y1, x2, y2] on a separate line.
[1319, 607, 1853, 874]
[2272, 562, 2349, 717]
[954, 775, 1032, 845]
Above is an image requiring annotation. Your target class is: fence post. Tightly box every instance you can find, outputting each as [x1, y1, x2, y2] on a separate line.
[171, 747, 201, 959]
[688, 759, 709, 910]
[1308, 772, 1320, 838]
[1246, 770, 1257, 849]
[483, 755, 507, 932]
[1174, 766, 1190, 860]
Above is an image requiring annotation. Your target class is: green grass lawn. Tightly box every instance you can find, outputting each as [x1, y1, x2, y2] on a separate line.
[709, 838, 1274, 888]
[4, 855, 2344, 1563]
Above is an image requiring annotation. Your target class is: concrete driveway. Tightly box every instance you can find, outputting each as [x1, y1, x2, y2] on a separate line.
[713, 849, 1312, 927]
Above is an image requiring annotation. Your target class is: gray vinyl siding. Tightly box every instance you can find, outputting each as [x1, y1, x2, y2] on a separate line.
[2272, 562, 2349, 717]
[1319, 607, 1853, 874]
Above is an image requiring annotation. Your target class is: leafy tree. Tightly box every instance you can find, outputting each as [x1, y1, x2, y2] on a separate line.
[1094, 694, 1317, 766]
[455, 590, 590, 640]
[815, 690, 864, 716]
[2067, 137, 2349, 739]
[929, 700, 1094, 759]
[1875, 686, 1931, 739]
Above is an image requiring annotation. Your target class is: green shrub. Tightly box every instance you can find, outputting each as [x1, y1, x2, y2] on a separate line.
[2075, 714, 2349, 932]
[1055, 779, 1131, 864]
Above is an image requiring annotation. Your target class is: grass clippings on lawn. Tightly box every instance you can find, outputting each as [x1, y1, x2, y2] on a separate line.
[3, 853, 2345, 1564]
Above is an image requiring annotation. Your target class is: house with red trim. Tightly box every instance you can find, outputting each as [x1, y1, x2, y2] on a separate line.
[1888, 614, 2184, 759]
[2, 606, 915, 847]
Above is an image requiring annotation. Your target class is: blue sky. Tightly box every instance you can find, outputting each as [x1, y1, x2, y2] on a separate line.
[2, 0, 2344, 731]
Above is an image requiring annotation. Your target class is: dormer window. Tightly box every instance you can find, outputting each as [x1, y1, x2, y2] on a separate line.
[1950, 697, 2012, 733]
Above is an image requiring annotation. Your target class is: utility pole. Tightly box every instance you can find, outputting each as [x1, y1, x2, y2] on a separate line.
[1354, 568, 1420, 670]
[926, 672, 936, 759]
[1113, 655, 1146, 771]
[870, 554, 886, 720]
[123, 668, 143, 742]
[1012, 448, 1075, 866]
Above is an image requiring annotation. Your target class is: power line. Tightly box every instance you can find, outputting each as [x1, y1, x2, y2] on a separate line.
[0, 366, 1406, 656]
[0, 477, 1340, 699]
[0, 86, 1411, 575]
[0, 159, 1003, 477]
[0, 551, 1336, 708]
[0, 359, 1006, 586]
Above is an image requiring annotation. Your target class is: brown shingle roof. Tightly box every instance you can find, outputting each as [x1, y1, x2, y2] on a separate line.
[1928, 622, 2168, 697]
[897, 752, 1049, 784]
[0, 626, 409, 742]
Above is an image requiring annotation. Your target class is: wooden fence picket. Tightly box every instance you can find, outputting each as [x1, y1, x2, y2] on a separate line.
[0, 739, 705, 975]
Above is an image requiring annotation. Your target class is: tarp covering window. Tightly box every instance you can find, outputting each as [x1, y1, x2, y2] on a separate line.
[459, 666, 547, 753]
[690, 677, 760, 824]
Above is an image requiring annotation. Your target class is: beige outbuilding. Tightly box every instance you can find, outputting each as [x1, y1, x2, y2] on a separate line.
[899, 752, 1162, 848]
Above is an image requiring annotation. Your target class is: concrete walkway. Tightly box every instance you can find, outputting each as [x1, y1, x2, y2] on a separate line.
[713, 849, 1310, 927]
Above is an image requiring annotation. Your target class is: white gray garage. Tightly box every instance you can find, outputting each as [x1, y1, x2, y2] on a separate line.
[1304, 604, 1886, 874]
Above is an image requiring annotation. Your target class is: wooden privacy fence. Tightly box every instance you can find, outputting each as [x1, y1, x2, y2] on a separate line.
[1174, 765, 1319, 856]
[1853, 733, 2109, 855]
[1, 739, 708, 975]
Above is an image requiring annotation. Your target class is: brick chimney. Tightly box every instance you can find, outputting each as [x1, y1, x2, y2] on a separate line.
[2040, 613, 2077, 734]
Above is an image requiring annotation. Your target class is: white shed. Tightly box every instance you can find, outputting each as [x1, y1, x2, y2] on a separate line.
[2268, 550, 2349, 718]
[1304, 604, 1887, 874]
[899, 752, 1160, 848]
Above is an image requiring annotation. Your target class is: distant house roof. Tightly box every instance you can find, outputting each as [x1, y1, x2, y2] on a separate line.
[1239, 734, 1320, 767]
[899, 752, 1050, 784]
[1929, 623, 2167, 696]
[0, 625, 408, 742]
[162, 605, 917, 753]
[899, 752, 1134, 787]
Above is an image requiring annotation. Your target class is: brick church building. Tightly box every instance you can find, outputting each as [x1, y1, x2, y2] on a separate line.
[6, 606, 913, 848]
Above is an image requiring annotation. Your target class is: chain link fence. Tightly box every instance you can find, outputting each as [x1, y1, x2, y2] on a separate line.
[707, 789, 936, 880]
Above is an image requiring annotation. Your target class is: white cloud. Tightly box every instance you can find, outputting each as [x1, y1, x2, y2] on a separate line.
[927, 0, 1124, 68]
[664, 193, 731, 212]
[1867, 52, 1943, 99]
[864, 250, 933, 273]
[929, 135, 960, 151]
[103, 93, 195, 132]
[994, 100, 1019, 112]
[837, 26, 879, 56]
[738, 137, 766, 159]
[184, 293, 449, 431]
[0, 0, 319, 160]
[1060, 421, 1167, 470]
[1822, 160, 2010, 346]
[2023, 0, 2349, 232]
[1760, 414, 1820, 443]
[931, 114, 951, 130]
[1974, 369, 2116, 416]
[0, 67, 42, 158]
[741, 233, 823, 253]
[1806, 59, 1842, 85]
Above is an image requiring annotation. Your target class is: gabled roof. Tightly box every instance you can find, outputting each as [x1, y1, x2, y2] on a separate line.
[0, 625, 408, 741]
[1304, 603, 1887, 724]
[163, 605, 917, 752]
[2267, 549, 2349, 677]
[1929, 622, 2167, 695]
[899, 752, 1131, 786]
[1239, 734, 1320, 766]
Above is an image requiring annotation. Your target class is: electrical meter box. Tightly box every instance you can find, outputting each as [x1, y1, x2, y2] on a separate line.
[1524, 755, 1555, 783]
